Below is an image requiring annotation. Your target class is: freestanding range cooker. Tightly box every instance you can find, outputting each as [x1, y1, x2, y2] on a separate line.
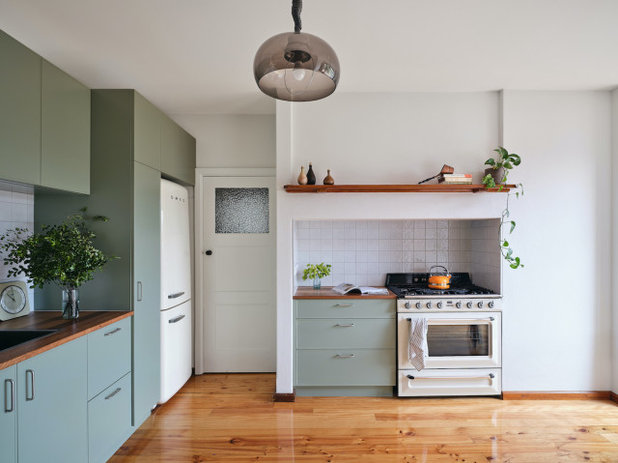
[386, 273, 502, 397]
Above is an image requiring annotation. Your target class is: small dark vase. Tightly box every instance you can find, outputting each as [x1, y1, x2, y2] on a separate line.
[306, 163, 316, 185]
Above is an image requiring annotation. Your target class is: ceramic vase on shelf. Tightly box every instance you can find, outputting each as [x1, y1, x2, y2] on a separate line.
[323, 169, 334, 185]
[306, 163, 316, 185]
[484, 167, 505, 185]
[62, 286, 79, 319]
[297, 166, 308, 185]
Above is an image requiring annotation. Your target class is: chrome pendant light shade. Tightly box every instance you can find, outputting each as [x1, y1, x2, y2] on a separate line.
[253, 0, 340, 102]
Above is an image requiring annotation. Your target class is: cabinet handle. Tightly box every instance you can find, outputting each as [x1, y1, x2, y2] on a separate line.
[137, 281, 143, 302]
[334, 354, 355, 359]
[4, 379, 14, 412]
[104, 327, 122, 337]
[25, 370, 35, 401]
[168, 291, 185, 299]
[334, 323, 355, 328]
[104, 387, 122, 400]
[334, 303, 353, 308]
[168, 314, 186, 324]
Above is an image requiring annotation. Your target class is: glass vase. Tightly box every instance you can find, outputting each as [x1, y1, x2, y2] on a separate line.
[313, 277, 321, 290]
[62, 287, 80, 320]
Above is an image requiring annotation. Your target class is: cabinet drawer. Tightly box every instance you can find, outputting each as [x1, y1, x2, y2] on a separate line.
[398, 368, 501, 397]
[296, 319, 395, 349]
[88, 317, 131, 399]
[296, 349, 395, 386]
[88, 373, 132, 463]
[296, 299, 395, 319]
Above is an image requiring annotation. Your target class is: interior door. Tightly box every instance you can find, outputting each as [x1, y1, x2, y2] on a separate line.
[200, 176, 275, 372]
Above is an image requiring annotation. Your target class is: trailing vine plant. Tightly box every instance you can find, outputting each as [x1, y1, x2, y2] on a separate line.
[482, 147, 524, 269]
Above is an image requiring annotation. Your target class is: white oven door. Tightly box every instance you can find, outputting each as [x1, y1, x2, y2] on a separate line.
[398, 312, 501, 369]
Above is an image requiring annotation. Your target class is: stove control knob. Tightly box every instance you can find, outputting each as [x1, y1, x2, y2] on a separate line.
[426, 302, 432, 309]
[488, 301, 495, 308]
[415, 302, 422, 309]
[477, 301, 484, 308]
[436, 302, 443, 309]
[455, 301, 462, 309]
[466, 301, 473, 309]
[404, 302, 411, 309]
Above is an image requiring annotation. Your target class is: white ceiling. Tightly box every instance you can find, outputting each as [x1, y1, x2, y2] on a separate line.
[1, 0, 617, 116]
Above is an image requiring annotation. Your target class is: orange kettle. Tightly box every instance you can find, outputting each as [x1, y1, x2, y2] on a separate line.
[428, 265, 451, 290]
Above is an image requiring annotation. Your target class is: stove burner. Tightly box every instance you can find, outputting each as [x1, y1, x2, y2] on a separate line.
[385, 272, 496, 298]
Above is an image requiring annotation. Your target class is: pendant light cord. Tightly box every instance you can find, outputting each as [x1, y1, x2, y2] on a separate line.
[292, 0, 302, 33]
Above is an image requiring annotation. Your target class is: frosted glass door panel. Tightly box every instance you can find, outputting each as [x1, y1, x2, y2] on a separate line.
[215, 187, 269, 234]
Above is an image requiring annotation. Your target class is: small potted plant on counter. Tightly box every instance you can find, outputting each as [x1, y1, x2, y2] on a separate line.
[0, 208, 115, 319]
[302, 263, 332, 290]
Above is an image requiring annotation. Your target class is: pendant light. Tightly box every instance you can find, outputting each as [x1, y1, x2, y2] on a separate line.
[253, 0, 340, 102]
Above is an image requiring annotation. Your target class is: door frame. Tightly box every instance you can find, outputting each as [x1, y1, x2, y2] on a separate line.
[194, 167, 276, 374]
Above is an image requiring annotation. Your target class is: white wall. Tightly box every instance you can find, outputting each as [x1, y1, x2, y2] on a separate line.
[502, 90, 612, 392]
[276, 91, 613, 394]
[612, 89, 618, 394]
[172, 114, 275, 168]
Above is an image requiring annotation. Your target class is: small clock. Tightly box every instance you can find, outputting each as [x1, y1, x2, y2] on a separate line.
[0, 281, 30, 321]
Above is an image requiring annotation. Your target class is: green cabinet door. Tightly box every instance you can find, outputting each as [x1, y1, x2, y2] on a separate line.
[134, 92, 162, 170]
[161, 117, 196, 185]
[132, 161, 161, 426]
[41, 59, 90, 194]
[17, 337, 87, 463]
[0, 366, 17, 463]
[0, 30, 41, 185]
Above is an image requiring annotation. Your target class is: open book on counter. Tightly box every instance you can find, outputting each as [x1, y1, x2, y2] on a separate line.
[332, 283, 389, 295]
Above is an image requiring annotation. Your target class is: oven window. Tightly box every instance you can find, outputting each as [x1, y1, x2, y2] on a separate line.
[427, 324, 489, 356]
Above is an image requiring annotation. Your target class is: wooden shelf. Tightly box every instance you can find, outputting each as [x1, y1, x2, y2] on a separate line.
[283, 184, 516, 193]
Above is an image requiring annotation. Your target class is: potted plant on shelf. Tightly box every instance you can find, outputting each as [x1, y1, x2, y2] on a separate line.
[302, 263, 332, 290]
[481, 146, 525, 269]
[0, 208, 115, 319]
[482, 146, 521, 188]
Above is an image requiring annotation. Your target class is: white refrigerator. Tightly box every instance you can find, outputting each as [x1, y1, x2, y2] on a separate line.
[159, 179, 192, 403]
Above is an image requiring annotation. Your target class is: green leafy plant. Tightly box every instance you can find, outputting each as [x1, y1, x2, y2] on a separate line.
[499, 184, 525, 269]
[482, 146, 521, 188]
[302, 263, 332, 281]
[0, 208, 115, 290]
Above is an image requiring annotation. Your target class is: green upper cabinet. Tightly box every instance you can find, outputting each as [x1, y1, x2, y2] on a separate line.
[134, 92, 162, 170]
[161, 115, 196, 186]
[41, 60, 91, 194]
[0, 30, 41, 185]
[0, 29, 91, 193]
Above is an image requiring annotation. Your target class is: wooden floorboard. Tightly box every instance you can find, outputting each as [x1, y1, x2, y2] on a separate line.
[111, 374, 618, 462]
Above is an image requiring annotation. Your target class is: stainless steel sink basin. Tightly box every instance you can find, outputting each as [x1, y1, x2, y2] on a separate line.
[0, 330, 57, 351]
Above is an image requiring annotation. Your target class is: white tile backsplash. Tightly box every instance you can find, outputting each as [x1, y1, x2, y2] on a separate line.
[0, 181, 35, 309]
[294, 219, 501, 291]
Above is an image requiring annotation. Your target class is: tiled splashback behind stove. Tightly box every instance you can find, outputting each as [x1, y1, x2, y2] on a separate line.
[0, 181, 35, 307]
[293, 219, 501, 292]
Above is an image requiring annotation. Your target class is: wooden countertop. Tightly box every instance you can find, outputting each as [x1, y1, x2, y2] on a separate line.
[0, 310, 133, 370]
[294, 286, 396, 299]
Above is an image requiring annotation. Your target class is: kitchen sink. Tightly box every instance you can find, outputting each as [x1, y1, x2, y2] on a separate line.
[0, 330, 57, 351]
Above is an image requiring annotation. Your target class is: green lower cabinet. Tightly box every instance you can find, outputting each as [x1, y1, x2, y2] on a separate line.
[17, 337, 88, 463]
[0, 365, 17, 463]
[88, 373, 132, 463]
[294, 299, 396, 397]
[88, 317, 131, 400]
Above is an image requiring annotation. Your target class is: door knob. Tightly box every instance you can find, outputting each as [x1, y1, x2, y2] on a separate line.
[205, 250, 213, 256]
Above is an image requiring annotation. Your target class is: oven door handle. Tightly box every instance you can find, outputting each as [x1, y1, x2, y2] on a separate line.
[407, 317, 495, 324]
[407, 373, 495, 382]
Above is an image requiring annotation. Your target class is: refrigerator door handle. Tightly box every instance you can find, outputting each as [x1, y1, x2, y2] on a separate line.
[137, 281, 143, 302]
[167, 291, 185, 299]
[168, 314, 186, 324]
